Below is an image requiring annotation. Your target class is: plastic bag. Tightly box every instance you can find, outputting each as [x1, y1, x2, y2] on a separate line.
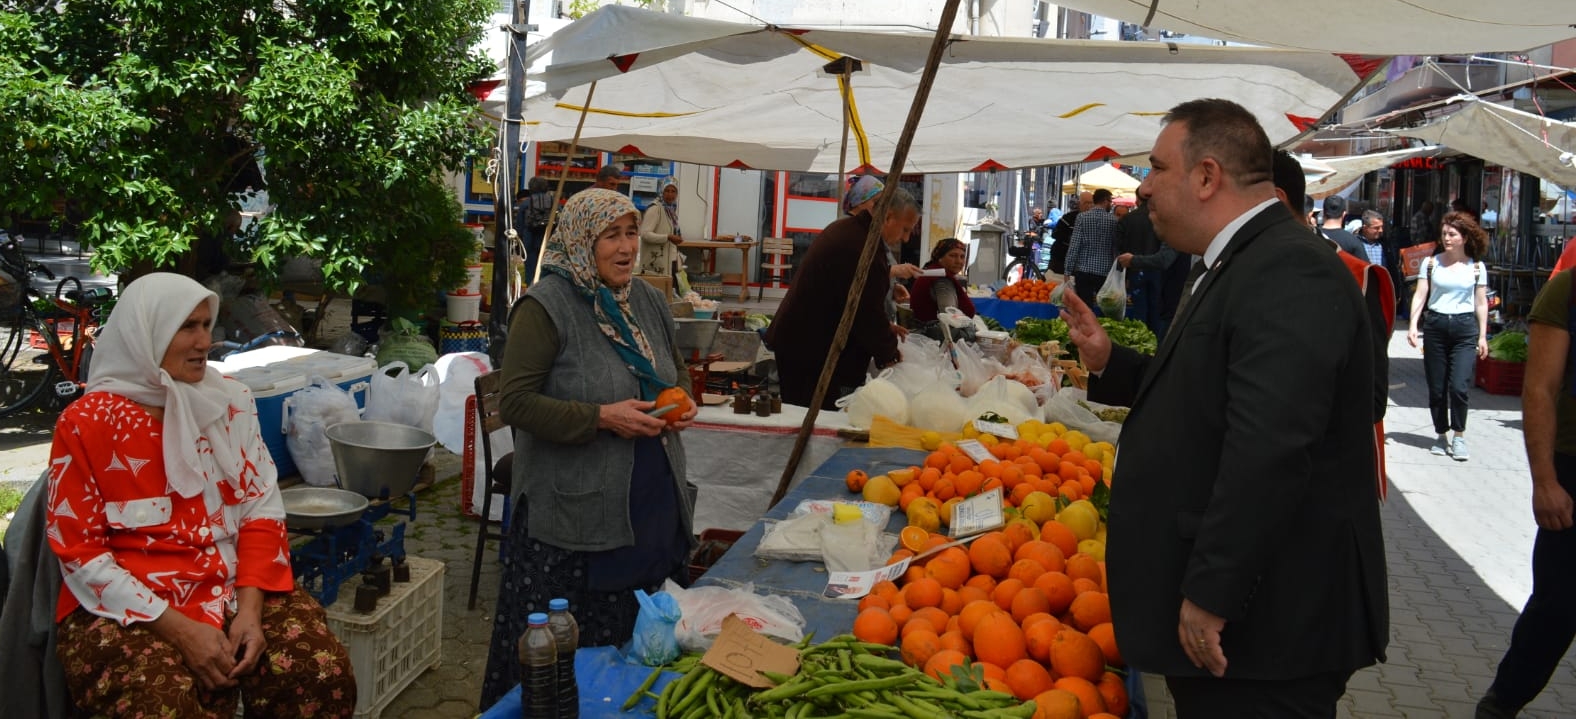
[1041, 387, 1124, 445]
[626, 589, 682, 666]
[888, 335, 957, 398]
[1003, 345, 1054, 402]
[908, 380, 972, 432]
[1095, 260, 1127, 319]
[285, 377, 362, 487]
[363, 361, 440, 432]
[664, 579, 806, 653]
[965, 376, 1038, 426]
[835, 369, 908, 429]
[953, 341, 1006, 397]
[431, 352, 492, 452]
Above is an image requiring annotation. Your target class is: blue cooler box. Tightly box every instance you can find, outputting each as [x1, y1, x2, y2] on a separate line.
[284, 353, 377, 410]
[225, 366, 308, 479]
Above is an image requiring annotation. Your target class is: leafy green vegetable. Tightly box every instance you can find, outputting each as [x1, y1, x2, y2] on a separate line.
[1488, 331, 1528, 363]
[1012, 317, 1069, 349]
[1100, 318, 1158, 356]
[1011, 316, 1156, 362]
[980, 315, 1004, 331]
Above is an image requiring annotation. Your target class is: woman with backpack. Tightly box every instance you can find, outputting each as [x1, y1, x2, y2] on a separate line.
[1406, 211, 1490, 461]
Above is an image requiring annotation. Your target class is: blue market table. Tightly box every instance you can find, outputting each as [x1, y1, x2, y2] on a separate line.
[971, 297, 1060, 328]
[481, 447, 1145, 718]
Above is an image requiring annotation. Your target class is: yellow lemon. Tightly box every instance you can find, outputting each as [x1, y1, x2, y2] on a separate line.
[919, 430, 943, 451]
[1077, 538, 1106, 562]
[1081, 444, 1104, 463]
[1095, 525, 1107, 543]
[1019, 491, 1057, 524]
[979, 433, 999, 447]
[962, 423, 981, 440]
[906, 497, 943, 533]
[862, 474, 902, 507]
[1063, 431, 1089, 453]
[1057, 501, 1100, 541]
[1046, 421, 1068, 436]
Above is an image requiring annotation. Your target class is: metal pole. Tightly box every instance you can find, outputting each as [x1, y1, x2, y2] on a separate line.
[488, 0, 530, 365]
[769, 0, 966, 507]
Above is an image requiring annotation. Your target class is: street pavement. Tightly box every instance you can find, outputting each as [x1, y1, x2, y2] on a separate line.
[5, 257, 1576, 716]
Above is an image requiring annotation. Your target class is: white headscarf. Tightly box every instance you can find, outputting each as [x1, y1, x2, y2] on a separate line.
[86, 273, 242, 499]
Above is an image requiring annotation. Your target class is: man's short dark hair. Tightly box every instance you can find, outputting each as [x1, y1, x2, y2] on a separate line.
[597, 164, 624, 182]
[1163, 99, 1273, 189]
[1361, 210, 1383, 226]
[1323, 195, 1347, 219]
[1271, 150, 1305, 214]
[1092, 188, 1113, 205]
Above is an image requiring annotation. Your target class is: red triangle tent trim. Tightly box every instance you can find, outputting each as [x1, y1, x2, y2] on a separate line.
[465, 79, 502, 102]
[1285, 113, 1319, 132]
[617, 145, 645, 155]
[970, 159, 1010, 172]
[852, 163, 885, 175]
[1082, 146, 1119, 162]
[1335, 53, 1388, 79]
[725, 159, 753, 169]
[610, 53, 640, 73]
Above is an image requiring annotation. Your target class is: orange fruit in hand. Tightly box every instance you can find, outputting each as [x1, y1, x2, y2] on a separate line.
[654, 386, 694, 426]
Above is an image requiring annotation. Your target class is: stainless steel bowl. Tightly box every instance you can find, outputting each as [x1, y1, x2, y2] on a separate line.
[325, 421, 437, 498]
[281, 487, 369, 530]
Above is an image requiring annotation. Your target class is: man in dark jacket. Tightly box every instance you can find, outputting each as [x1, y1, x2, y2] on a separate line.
[1048, 191, 1091, 276]
[767, 189, 919, 409]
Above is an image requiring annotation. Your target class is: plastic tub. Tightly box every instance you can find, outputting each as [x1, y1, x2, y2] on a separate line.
[446, 292, 481, 323]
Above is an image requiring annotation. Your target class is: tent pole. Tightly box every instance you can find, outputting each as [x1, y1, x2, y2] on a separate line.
[488, 0, 530, 365]
[534, 81, 598, 286]
[769, 0, 965, 508]
[838, 66, 852, 199]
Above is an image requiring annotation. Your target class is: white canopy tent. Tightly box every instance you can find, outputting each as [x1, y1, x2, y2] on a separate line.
[1062, 163, 1141, 197]
[1305, 146, 1447, 198]
[508, 6, 1369, 173]
[1381, 98, 1576, 186]
[1054, 0, 1576, 54]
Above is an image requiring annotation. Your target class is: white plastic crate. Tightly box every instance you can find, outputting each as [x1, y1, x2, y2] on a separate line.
[323, 555, 444, 719]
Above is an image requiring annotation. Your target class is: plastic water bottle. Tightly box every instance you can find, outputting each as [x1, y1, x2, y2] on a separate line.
[518, 612, 557, 719]
[546, 598, 580, 719]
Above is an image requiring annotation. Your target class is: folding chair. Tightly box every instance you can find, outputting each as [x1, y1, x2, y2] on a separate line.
[466, 370, 513, 611]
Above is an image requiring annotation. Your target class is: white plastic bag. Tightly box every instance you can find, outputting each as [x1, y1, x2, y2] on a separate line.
[908, 380, 972, 432]
[1042, 387, 1124, 445]
[664, 579, 806, 653]
[953, 342, 1006, 397]
[363, 361, 440, 432]
[431, 352, 492, 452]
[1095, 260, 1127, 319]
[285, 377, 362, 487]
[966, 376, 1038, 426]
[835, 369, 908, 429]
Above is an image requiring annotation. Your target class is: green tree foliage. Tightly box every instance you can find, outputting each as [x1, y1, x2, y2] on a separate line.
[0, 0, 495, 315]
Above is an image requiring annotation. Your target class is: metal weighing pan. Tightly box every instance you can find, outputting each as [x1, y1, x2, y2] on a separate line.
[281, 487, 369, 530]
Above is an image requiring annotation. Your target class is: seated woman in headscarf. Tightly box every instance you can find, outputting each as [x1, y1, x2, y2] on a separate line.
[46, 273, 356, 718]
[910, 237, 977, 342]
[479, 189, 699, 709]
[638, 177, 684, 296]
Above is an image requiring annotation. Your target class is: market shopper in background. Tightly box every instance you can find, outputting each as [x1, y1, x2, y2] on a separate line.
[516, 176, 556, 282]
[1406, 212, 1490, 461]
[481, 189, 698, 708]
[44, 274, 356, 718]
[1114, 197, 1164, 333]
[1319, 195, 1363, 256]
[1477, 266, 1576, 718]
[910, 237, 976, 342]
[1048, 191, 1092, 276]
[590, 162, 624, 192]
[1062, 98, 1388, 717]
[767, 188, 919, 409]
[638, 177, 685, 296]
[1065, 188, 1119, 310]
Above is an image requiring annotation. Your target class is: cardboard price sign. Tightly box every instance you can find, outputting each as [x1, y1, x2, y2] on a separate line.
[822, 559, 912, 599]
[950, 488, 1005, 536]
[701, 615, 802, 688]
[954, 439, 994, 464]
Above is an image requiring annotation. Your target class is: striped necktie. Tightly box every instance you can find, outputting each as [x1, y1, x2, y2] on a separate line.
[1172, 259, 1208, 319]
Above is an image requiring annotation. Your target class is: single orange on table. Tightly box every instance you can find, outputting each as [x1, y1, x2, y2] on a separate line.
[654, 386, 694, 426]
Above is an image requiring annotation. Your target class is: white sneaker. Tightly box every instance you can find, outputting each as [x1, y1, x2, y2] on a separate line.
[1452, 436, 1469, 462]
[1430, 436, 1450, 456]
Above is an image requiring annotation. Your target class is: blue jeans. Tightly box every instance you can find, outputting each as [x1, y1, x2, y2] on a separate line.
[1421, 310, 1477, 434]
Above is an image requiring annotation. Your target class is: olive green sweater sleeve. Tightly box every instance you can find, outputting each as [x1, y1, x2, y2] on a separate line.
[498, 297, 600, 444]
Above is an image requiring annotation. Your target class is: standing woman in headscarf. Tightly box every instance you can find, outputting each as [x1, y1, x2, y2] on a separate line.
[480, 189, 698, 708]
[842, 175, 921, 332]
[639, 177, 684, 295]
[46, 273, 356, 718]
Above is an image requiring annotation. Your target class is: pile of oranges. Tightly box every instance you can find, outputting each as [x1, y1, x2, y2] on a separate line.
[842, 436, 1127, 719]
[996, 278, 1057, 303]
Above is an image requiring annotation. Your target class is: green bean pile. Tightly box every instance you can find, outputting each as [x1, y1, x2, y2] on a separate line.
[625, 634, 1036, 719]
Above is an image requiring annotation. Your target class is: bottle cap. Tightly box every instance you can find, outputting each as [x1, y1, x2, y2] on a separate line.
[528, 612, 549, 625]
[549, 598, 569, 611]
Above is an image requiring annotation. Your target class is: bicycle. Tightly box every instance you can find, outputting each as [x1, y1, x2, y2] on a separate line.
[0, 236, 114, 416]
[1002, 229, 1048, 283]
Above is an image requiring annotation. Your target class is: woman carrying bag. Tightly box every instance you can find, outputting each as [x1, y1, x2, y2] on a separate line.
[1407, 211, 1491, 461]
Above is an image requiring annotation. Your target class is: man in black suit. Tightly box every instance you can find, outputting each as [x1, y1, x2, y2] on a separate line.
[1061, 99, 1388, 717]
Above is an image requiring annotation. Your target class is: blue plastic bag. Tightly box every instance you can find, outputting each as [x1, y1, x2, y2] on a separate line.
[626, 589, 681, 666]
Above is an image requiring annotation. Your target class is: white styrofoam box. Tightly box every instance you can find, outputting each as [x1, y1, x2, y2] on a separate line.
[324, 556, 444, 719]
[226, 367, 309, 479]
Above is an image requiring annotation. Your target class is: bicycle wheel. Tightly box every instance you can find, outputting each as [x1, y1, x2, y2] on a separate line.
[0, 313, 59, 416]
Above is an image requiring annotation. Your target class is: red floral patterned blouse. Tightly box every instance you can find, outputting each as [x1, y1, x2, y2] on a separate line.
[47, 384, 293, 628]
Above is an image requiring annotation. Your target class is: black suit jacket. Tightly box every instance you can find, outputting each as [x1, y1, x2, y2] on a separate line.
[1089, 202, 1388, 679]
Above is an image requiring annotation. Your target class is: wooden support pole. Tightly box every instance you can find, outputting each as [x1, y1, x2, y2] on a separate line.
[533, 80, 598, 286]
